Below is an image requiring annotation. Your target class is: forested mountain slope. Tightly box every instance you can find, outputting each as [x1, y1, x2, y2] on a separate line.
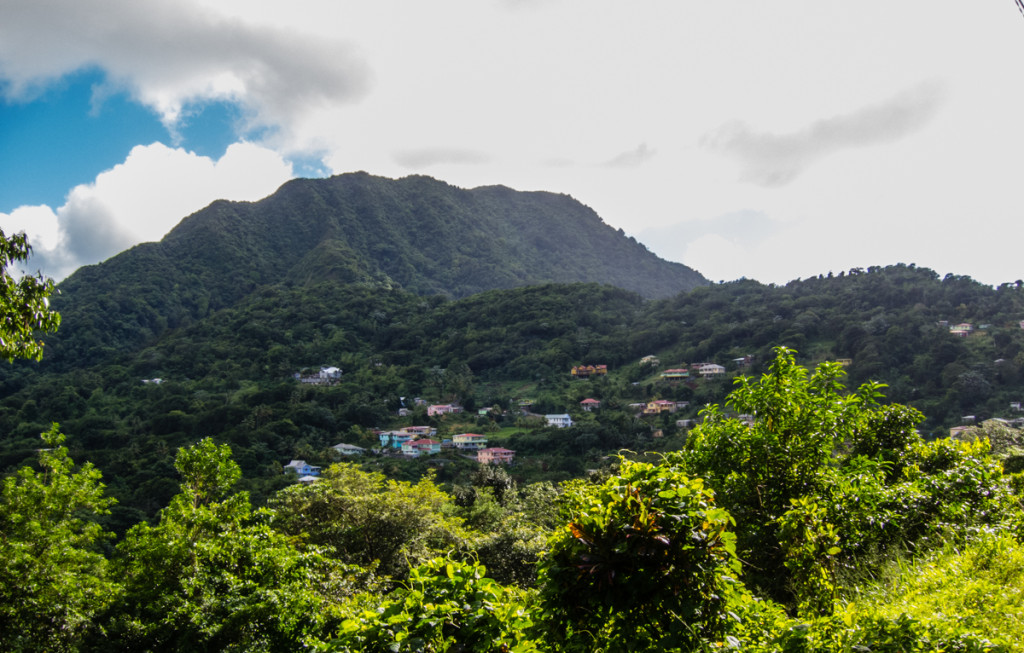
[4, 263, 1024, 530]
[42, 172, 706, 370]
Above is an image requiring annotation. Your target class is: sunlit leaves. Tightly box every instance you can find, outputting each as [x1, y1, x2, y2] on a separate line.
[0, 424, 117, 651]
[0, 228, 60, 362]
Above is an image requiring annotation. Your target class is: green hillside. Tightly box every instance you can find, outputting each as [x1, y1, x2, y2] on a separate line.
[4, 222, 1024, 649]
[41, 172, 706, 371]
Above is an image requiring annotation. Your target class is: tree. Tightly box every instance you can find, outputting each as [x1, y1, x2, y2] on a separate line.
[102, 438, 354, 651]
[682, 346, 1012, 615]
[683, 348, 871, 595]
[537, 456, 742, 651]
[0, 424, 117, 651]
[0, 228, 61, 362]
[270, 463, 470, 581]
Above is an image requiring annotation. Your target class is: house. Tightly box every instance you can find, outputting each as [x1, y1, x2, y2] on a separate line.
[379, 426, 438, 449]
[733, 355, 754, 368]
[1012, 402, 1022, 412]
[294, 365, 343, 385]
[950, 323, 973, 337]
[452, 433, 489, 450]
[141, 378, 164, 385]
[379, 430, 414, 449]
[695, 363, 726, 378]
[477, 447, 515, 465]
[402, 439, 441, 457]
[320, 366, 342, 380]
[284, 460, 321, 476]
[427, 404, 463, 417]
[402, 426, 436, 437]
[331, 443, 365, 456]
[546, 414, 573, 428]
[571, 364, 608, 379]
[835, 358, 853, 367]
[643, 400, 678, 415]
[580, 398, 602, 411]
[640, 355, 660, 366]
[660, 368, 690, 380]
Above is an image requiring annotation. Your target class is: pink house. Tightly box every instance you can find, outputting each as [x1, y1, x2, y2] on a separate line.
[580, 398, 601, 411]
[427, 404, 463, 417]
[477, 447, 515, 465]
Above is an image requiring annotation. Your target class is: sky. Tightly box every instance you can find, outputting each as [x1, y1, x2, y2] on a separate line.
[3, 1, 1024, 286]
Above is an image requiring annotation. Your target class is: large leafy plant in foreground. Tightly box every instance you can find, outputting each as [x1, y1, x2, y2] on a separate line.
[0, 425, 115, 652]
[538, 457, 742, 651]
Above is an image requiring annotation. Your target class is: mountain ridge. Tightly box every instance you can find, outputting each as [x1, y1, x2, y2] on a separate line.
[44, 172, 706, 369]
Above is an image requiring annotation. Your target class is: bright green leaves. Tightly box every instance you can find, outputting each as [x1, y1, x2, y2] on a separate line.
[0, 424, 116, 651]
[777, 497, 841, 617]
[104, 438, 351, 651]
[538, 457, 741, 651]
[173, 436, 242, 506]
[270, 463, 471, 581]
[0, 229, 60, 362]
[325, 559, 538, 652]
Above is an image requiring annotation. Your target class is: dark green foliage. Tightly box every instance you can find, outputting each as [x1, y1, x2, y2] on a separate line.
[537, 457, 742, 651]
[35, 173, 705, 371]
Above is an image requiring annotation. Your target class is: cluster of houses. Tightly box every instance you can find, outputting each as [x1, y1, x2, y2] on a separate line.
[938, 321, 1022, 338]
[658, 363, 726, 380]
[377, 426, 516, 465]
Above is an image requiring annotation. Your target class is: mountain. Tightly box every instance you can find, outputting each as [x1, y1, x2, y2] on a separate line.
[45, 172, 706, 369]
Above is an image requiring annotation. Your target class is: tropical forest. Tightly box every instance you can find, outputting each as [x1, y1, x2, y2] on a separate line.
[4, 174, 1024, 651]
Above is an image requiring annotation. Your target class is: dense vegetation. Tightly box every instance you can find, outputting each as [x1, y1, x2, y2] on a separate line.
[5, 189, 1024, 649]
[6, 352, 1024, 651]
[38, 172, 705, 371]
[4, 264, 1024, 530]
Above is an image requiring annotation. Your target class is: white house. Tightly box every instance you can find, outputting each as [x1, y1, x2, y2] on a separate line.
[332, 443, 365, 456]
[695, 363, 726, 378]
[320, 366, 342, 380]
[546, 414, 573, 428]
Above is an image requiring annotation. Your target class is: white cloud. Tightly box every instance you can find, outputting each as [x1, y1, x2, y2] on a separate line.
[0, 141, 292, 280]
[0, 0, 370, 137]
